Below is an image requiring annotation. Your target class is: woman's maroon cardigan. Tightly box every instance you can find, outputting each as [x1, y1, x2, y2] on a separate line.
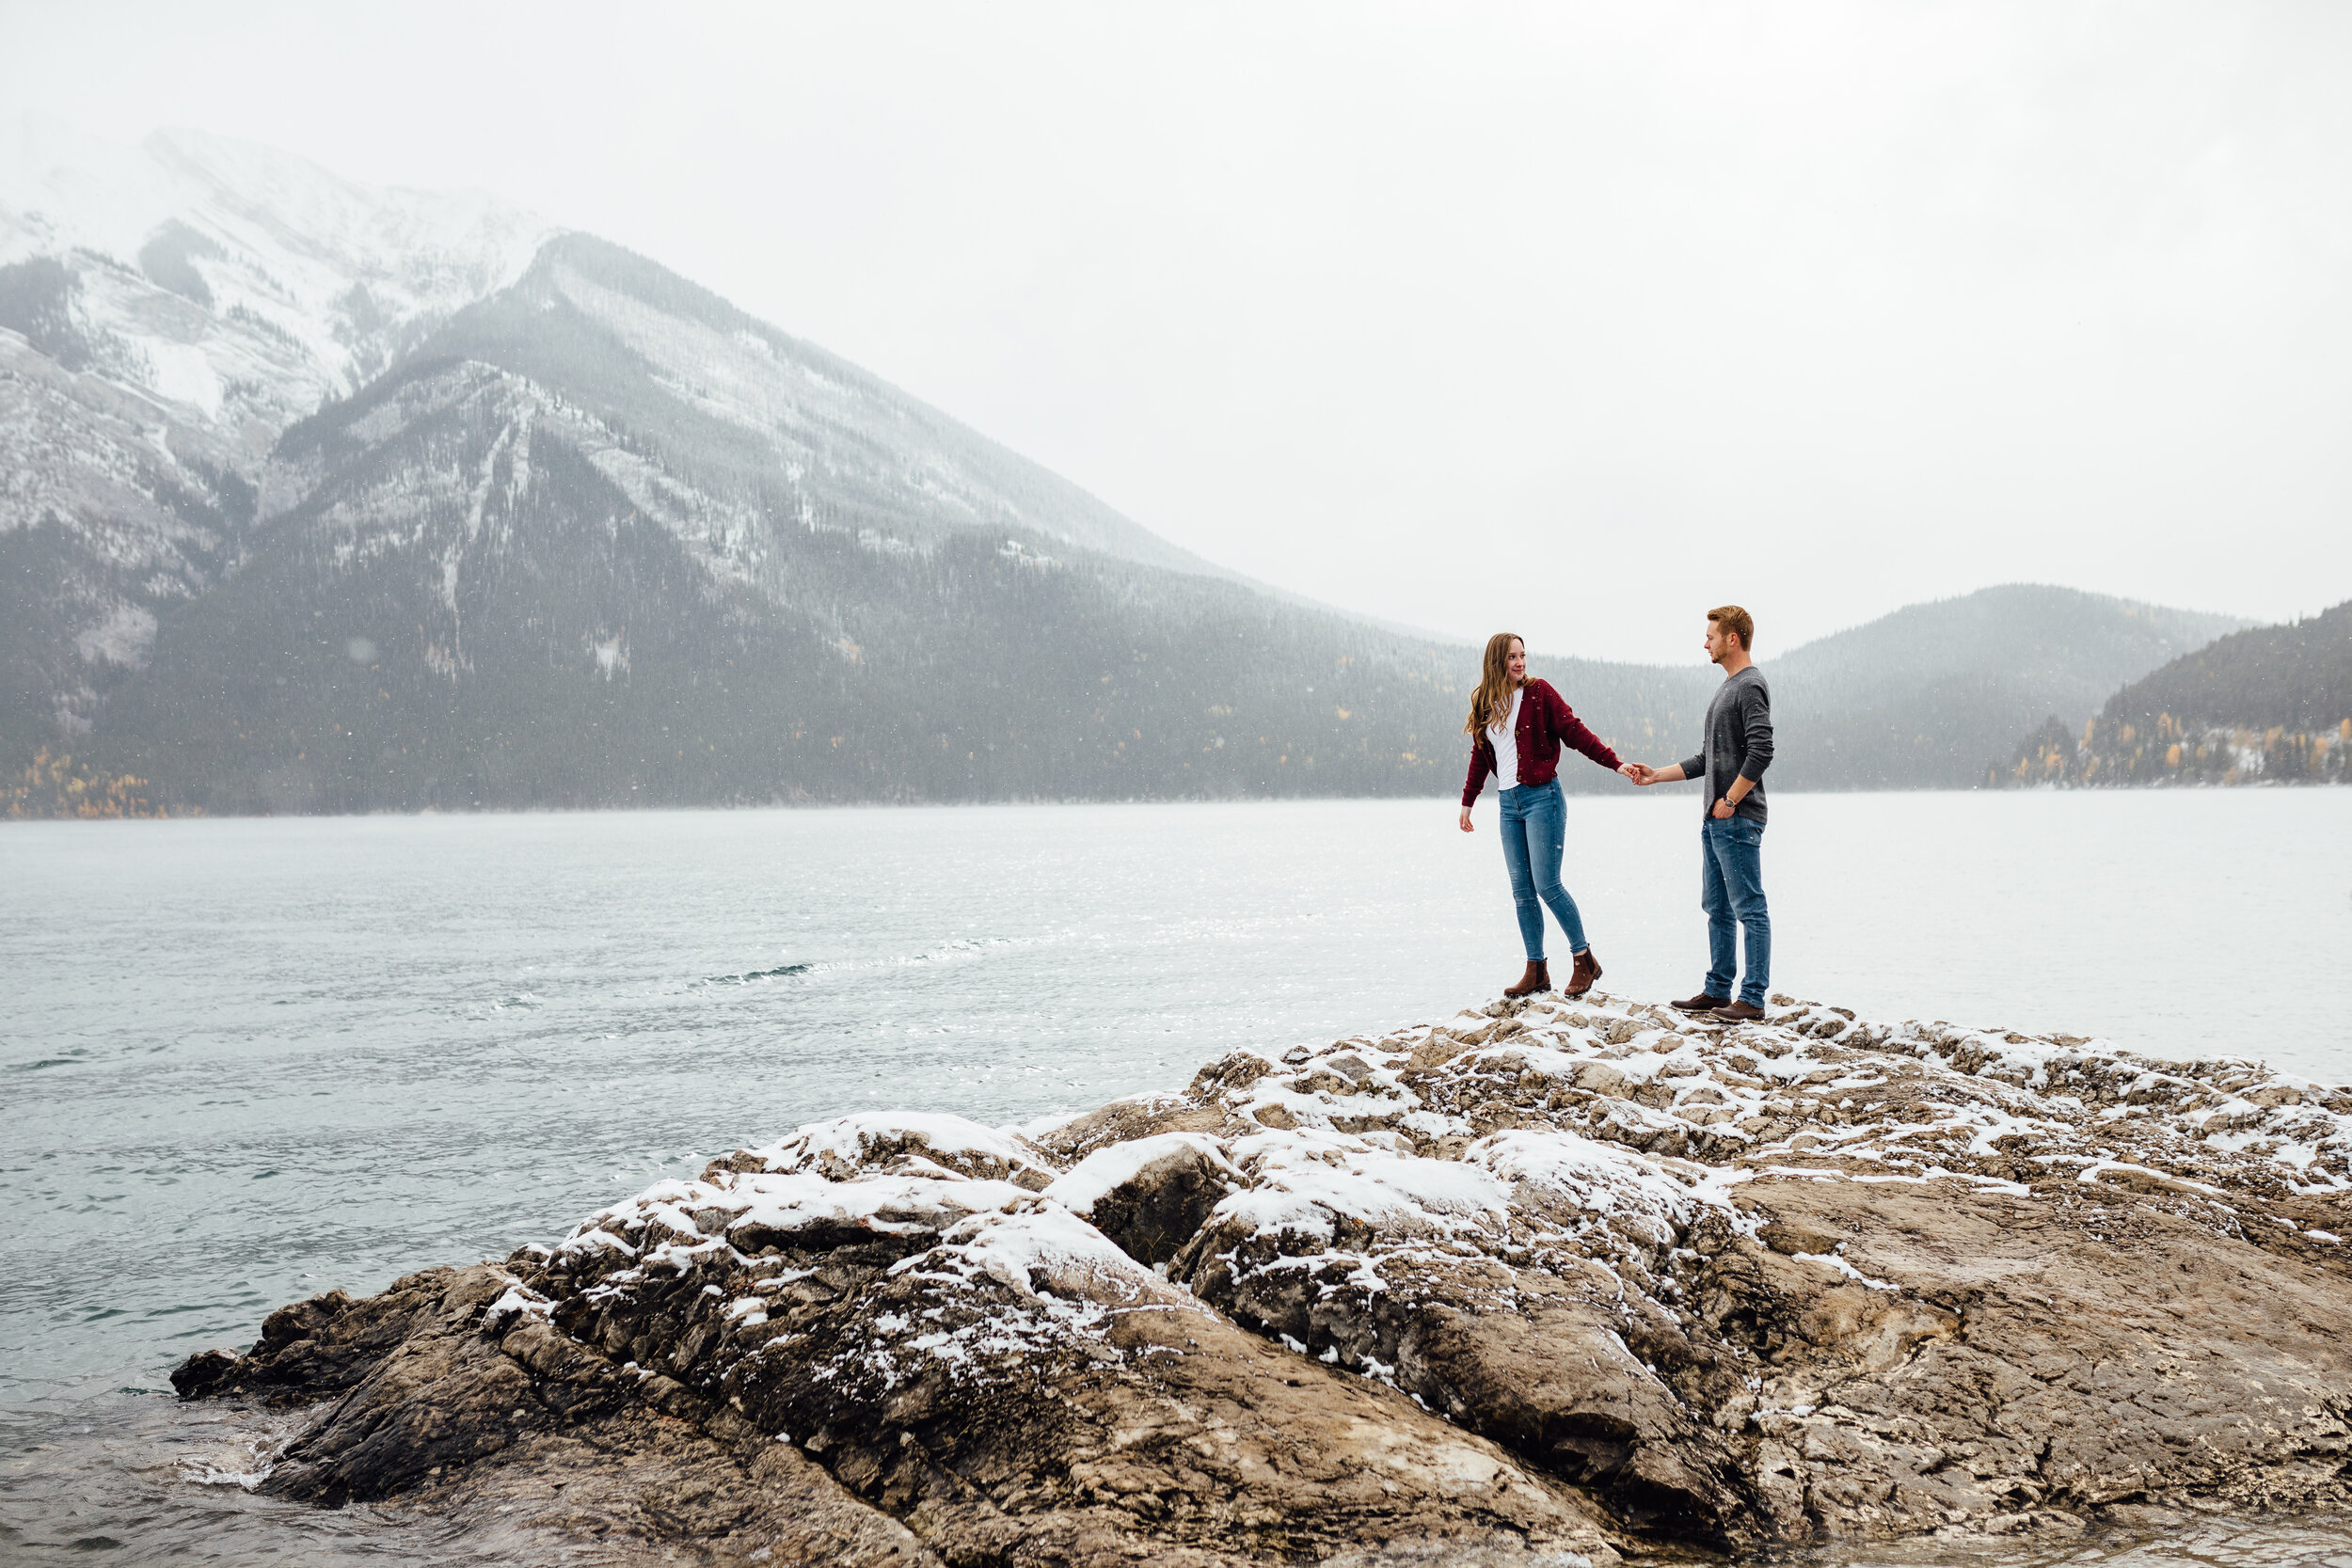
[1461, 679, 1623, 807]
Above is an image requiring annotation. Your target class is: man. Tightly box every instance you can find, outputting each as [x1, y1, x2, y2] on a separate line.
[1620, 606, 1773, 1022]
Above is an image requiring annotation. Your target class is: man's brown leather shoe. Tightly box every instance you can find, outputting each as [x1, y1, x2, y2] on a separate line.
[1710, 1000, 1765, 1022]
[1564, 948, 1601, 997]
[1502, 960, 1551, 997]
[1672, 993, 1731, 1012]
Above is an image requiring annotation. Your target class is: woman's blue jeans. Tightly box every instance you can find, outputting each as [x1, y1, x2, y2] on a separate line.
[1498, 780, 1589, 961]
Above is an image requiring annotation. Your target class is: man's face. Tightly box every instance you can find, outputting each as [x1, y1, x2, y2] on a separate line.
[1703, 621, 1727, 664]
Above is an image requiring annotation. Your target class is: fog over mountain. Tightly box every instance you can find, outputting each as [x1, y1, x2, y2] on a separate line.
[0, 130, 2251, 815]
[1762, 587, 2247, 792]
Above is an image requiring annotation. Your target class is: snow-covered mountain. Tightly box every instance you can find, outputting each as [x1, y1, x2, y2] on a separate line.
[2, 126, 1476, 810]
[0, 122, 554, 745]
[0, 126, 1245, 784]
[409, 231, 1235, 577]
[0, 120, 552, 415]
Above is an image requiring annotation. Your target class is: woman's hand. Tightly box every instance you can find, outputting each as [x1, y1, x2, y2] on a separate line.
[1458, 807, 1474, 833]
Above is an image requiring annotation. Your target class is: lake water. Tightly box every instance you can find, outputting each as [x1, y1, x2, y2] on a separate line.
[3, 789, 2349, 1561]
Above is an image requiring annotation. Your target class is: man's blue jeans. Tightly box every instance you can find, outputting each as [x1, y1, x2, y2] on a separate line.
[1701, 815, 1771, 1006]
[1499, 780, 1589, 961]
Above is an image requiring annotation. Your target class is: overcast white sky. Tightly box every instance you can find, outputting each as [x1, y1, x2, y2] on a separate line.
[7, 1, 2348, 663]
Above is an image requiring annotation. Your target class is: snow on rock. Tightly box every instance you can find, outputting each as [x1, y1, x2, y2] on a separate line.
[894, 1201, 1159, 1305]
[741, 1110, 1059, 1189]
[543, 1110, 1070, 1279]
[1041, 1130, 1236, 1215]
[70, 600, 158, 667]
[1209, 1128, 1515, 1249]
[1467, 1127, 1729, 1250]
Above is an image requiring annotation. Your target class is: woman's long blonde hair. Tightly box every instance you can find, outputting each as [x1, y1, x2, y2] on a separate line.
[1463, 632, 1525, 736]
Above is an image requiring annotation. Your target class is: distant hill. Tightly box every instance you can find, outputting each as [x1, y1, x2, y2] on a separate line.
[1760, 585, 2246, 791]
[2001, 600, 2352, 787]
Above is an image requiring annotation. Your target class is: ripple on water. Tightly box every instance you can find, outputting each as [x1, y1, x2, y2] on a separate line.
[0, 1397, 652, 1566]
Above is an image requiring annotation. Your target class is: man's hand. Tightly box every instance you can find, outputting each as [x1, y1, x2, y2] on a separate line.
[1458, 807, 1475, 832]
[1711, 798, 1735, 819]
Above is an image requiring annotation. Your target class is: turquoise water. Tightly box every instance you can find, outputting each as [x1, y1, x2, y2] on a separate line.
[2, 790, 2348, 1561]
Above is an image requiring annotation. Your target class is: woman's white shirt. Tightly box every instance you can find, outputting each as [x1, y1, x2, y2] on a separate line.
[1488, 687, 1522, 792]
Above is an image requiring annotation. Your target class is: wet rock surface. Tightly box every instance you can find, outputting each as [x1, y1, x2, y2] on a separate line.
[174, 998, 2352, 1563]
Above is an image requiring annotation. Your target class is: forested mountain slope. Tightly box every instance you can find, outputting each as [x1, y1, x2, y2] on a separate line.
[2002, 600, 2352, 787]
[2103, 599, 2352, 732]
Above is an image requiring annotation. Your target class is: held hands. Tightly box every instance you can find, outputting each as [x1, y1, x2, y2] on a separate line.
[1618, 762, 1656, 786]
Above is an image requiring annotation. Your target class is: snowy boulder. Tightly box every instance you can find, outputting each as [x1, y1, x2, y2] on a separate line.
[1041, 1132, 1242, 1266]
[174, 991, 2352, 1563]
[1162, 1125, 1753, 1540]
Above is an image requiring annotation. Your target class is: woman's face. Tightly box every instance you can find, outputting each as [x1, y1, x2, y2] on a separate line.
[1506, 639, 1527, 681]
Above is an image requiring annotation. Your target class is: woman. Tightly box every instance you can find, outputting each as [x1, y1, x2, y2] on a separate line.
[1458, 632, 1627, 998]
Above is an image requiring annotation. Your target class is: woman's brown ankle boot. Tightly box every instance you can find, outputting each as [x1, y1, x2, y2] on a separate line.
[1503, 959, 1551, 997]
[1565, 948, 1601, 997]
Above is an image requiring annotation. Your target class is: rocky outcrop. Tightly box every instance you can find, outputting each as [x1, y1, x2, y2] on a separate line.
[174, 998, 2352, 1563]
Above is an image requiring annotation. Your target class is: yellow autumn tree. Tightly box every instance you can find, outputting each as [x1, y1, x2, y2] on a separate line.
[1, 749, 181, 819]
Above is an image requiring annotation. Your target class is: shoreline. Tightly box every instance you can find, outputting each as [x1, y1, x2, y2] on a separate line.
[9, 775, 2352, 825]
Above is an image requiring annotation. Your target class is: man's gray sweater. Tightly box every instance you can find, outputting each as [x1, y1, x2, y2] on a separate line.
[1678, 666, 1774, 825]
